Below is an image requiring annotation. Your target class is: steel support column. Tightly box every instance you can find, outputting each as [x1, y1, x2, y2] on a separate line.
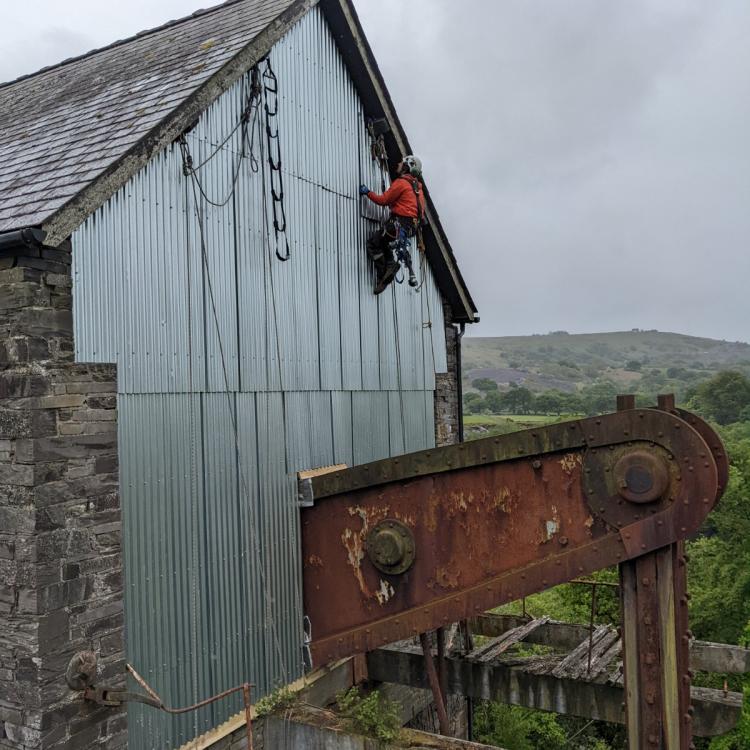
[618, 394, 693, 750]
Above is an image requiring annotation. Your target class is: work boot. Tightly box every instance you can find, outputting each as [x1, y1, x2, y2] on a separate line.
[374, 262, 399, 295]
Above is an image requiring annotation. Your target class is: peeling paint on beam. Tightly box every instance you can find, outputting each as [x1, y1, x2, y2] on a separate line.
[367, 647, 743, 738]
[41, 0, 318, 247]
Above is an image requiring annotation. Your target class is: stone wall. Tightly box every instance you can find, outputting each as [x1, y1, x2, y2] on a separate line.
[434, 303, 461, 448]
[0, 241, 125, 749]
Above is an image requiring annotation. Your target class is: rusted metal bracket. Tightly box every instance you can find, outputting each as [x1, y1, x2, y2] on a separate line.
[82, 685, 162, 709]
[67, 653, 255, 749]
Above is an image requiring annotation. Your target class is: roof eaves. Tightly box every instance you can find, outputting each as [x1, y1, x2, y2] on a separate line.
[40, 0, 318, 247]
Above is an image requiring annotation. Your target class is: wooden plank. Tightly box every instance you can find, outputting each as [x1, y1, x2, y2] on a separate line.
[468, 617, 550, 662]
[471, 613, 750, 674]
[175, 658, 354, 750]
[588, 638, 622, 682]
[551, 625, 615, 680]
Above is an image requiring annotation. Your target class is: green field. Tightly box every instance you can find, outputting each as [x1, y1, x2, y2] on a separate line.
[463, 412, 581, 438]
[464, 413, 578, 426]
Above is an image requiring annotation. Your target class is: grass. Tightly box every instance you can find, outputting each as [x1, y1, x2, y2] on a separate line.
[464, 414, 517, 425]
[464, 413, 582, 426]
[464, 413, 584, 439]
[506, 414, 577, 424]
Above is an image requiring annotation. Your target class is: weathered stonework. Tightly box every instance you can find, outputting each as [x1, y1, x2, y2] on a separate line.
[0, 241, 125, 749]
[434, 303, 461, 448]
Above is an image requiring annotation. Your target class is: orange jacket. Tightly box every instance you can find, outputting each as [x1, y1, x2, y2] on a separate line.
[367, 175, 425, 219]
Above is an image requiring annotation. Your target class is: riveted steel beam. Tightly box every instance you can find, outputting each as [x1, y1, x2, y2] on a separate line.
[301, 405, 721, 667]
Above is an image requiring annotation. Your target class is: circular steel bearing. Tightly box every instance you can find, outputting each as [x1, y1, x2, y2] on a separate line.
[366, 519, 416, 575]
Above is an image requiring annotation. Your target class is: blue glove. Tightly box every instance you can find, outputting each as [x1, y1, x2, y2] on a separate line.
[359, 184, 370, 196]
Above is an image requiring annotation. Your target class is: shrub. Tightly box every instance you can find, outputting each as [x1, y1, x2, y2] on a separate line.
[337, 687, 401, 745]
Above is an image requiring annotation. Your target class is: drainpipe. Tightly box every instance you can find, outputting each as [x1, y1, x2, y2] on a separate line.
[0, 227, 46, 253]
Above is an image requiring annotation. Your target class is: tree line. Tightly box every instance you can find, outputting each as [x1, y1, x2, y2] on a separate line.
[465, 370, 750, 425]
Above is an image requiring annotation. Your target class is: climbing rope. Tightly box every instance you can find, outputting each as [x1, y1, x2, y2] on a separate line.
[390, 288, 408, 453]
[178, 63, 294, 692]
[184, 164, 290, 681]
[179, 69, 262, 208]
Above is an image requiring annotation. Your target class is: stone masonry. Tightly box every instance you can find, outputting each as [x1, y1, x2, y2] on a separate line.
[0, 239, 125, 749]
[434, 303, 461, 449]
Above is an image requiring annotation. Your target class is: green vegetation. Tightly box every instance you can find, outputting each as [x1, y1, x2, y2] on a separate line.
[688, 371, 750, 425]
[254, 684, 299, 717]
[336, 687, 402, 745]
[472, 377, 499, 392]
[461, 335, 750, 749]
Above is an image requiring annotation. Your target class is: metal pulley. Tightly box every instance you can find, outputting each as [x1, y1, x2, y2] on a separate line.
[366, 519, 415, 575]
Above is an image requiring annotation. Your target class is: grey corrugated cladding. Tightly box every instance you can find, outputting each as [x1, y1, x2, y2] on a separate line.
[73, 6, 447, 748]
[0, 0, 298, 232]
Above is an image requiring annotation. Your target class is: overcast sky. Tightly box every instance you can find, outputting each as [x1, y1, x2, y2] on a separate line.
[2, 1, 749, 341]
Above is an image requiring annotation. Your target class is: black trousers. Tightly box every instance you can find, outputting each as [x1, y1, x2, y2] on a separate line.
[366, 216, 415, 277]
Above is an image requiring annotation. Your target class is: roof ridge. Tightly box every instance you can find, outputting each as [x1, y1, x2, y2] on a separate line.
[0, 0, 248, 91]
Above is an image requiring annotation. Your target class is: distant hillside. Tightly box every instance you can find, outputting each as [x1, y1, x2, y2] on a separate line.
[462, 330, 750, 396]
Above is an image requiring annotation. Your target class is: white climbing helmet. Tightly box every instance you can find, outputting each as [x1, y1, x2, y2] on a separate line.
[402, 155, 422, 176]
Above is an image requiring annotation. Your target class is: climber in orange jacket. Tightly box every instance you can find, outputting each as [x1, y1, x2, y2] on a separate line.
[359, 155, 426, 294]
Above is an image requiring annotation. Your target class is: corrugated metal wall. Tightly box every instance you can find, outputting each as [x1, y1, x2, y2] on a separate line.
[72, 8, 448, 749]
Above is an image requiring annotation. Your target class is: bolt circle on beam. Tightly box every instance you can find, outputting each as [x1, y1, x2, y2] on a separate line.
[366, 519, 416, 575]
[614, 451, 670, 504]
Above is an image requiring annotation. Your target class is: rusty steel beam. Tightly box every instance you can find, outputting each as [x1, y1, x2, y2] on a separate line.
[301, 406, 721, 666]
[469, 614, 750, 674]
[366, 646, 742, 739]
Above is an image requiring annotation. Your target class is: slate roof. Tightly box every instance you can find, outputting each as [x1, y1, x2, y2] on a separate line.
[0, 0, 296, 233]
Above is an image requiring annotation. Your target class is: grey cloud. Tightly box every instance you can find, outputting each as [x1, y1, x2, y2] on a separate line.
[357, 0, 750, 342]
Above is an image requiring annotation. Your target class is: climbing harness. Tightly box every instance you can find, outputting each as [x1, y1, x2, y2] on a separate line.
[390, 222, 418, 288]
[406, 174, 427, 253]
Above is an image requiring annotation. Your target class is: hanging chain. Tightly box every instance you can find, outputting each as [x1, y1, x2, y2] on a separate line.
[262, 58, 291, 261]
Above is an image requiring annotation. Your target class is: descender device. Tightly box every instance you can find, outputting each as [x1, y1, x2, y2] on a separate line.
[299, 395, 727, 749]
